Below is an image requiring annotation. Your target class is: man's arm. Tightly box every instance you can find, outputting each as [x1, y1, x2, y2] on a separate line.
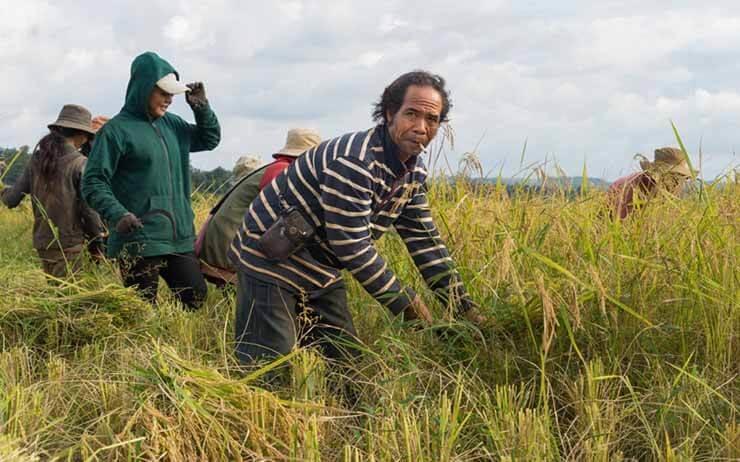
[321, 157, 416, 315]
[394, 186, 475, 315]
[81, 129, 130, 226]
[1, 163, 32, 208]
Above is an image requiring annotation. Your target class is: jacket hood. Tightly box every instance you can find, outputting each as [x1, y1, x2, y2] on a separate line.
[123, 52, 179, 119]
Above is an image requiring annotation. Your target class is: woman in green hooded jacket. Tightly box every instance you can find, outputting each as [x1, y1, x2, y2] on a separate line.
[82, 51, 220, 309]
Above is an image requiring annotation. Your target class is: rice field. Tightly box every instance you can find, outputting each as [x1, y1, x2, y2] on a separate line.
[0, 166, 738, 460]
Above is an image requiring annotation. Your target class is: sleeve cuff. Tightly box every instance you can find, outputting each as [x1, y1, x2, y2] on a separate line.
[456, 296, 476, 315]
[192, 102, 212, 117]
[386, 286, 417, 316]
[108, 209, 129, 228]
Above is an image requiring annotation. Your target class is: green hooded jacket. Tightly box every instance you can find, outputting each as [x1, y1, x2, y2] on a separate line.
[82, 51, 220, 258]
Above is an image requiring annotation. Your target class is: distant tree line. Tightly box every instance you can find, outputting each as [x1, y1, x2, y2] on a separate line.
[2, 146, 234, 193]
[4, 145, 622, 198]
[0, 146, 31, 184]
[190, 166, 233, 194]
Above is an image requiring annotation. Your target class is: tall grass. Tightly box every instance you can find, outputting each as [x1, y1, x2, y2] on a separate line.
[0, 169, 737, 460]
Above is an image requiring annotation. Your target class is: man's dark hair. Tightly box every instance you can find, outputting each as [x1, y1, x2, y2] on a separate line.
[372, 70, 452, 124]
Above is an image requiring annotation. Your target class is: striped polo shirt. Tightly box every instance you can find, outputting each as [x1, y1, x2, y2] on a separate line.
[228, 124, 473, 315]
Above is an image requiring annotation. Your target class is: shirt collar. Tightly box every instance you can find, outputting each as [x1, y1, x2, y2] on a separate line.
[378, 123, 418, 177]
[63, 142, 79, 156]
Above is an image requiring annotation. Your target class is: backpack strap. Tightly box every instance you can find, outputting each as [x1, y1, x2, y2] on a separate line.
[209, 162, 273, 215]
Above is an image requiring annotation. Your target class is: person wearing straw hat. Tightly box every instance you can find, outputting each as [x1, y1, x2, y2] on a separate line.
[196, 128, 321, 286]
[1, 104, 106, 278]
[82, 51, 221, 310]
[231, 155, 264, 184]
[608, 147, 697, 219]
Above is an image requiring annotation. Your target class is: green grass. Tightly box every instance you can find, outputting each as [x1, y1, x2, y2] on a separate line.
[0, 174, 738, 460]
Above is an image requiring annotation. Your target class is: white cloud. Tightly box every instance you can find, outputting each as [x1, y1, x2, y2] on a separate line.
[163, 16, 193, 43]
[0, 0, 738, 180]
[277, 0, 304, 22]
[379, 14, 409, 34]
[356, 51, 384, 68]
[695, 88, 740, 115]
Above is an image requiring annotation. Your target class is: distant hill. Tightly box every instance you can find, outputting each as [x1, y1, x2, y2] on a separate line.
[471, 176, 610, 188]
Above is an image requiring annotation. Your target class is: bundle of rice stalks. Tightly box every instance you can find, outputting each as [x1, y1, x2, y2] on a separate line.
[130, 343, 339, 460]
[0, 279, 152, 348]
[0, 434, 40, 462]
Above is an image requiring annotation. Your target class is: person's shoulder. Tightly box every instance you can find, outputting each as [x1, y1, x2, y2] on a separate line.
[161, 112, 189, 129]
[95, 113, 131, 138]
[59, 151, 88, 175]
[162, 111, 184, 122]
[609, 172, 643, 191]
[328, 127, 381, 165]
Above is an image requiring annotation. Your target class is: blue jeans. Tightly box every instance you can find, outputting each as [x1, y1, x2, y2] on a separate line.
[235, 271, 360, 364]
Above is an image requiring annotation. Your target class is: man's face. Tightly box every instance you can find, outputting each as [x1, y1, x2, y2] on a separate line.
[148, 86, 173, 119]
[660, 172, 688, 194]
[386, 85, 443, 159]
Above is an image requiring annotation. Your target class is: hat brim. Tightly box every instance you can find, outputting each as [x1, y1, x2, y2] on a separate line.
[275, 147, 308, 157]
[641, 160, 696, 178]
[156, 80, 188, 95]
[667, 163, 697, 178]
[48, 121, 96, 136]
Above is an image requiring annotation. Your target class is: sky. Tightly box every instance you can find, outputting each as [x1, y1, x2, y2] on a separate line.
[1, 0, 739, 181]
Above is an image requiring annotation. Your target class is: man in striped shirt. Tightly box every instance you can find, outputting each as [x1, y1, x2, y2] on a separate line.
[229, 71, 484, 364]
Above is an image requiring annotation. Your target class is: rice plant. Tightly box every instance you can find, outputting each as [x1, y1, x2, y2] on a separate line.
[0, 161, 737, 460]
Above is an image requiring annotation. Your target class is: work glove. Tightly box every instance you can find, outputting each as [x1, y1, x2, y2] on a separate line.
[185, 82, 208, 110]
[401, 295, 433, 324]
[116, 213, 143, 234]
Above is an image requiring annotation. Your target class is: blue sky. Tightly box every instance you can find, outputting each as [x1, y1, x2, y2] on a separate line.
[1, 0, 738, 180]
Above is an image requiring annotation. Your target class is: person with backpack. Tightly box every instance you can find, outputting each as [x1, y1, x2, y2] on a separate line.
[196, 128, 321, 285]
[1, 104, 105, 278]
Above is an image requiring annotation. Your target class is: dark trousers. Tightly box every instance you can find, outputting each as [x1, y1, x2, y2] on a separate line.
[235, 271, 360, 364]
[37, 247, 83, 279]
[120, 252, 207, 310]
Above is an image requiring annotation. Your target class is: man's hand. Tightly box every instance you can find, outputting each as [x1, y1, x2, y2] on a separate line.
[116, 213, 143, 234]
[463, 306, 487, 325]
[185, 82, 208, 109]
[402, 295, 433, 324]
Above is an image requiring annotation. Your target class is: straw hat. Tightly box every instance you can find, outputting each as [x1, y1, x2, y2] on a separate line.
[233, 155, 264, 179]
[276, 128, 321, 157]
[639, 147, 696, 178]
[48, 104, 96, 135]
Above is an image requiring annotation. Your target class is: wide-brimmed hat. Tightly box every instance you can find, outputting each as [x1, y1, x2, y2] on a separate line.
[233, 155, 264, 179]
[639, 147, 697, 178]
[276, 128, 321, 157]
[156, 73, 188, 95]
[48, 104, 96, 135]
